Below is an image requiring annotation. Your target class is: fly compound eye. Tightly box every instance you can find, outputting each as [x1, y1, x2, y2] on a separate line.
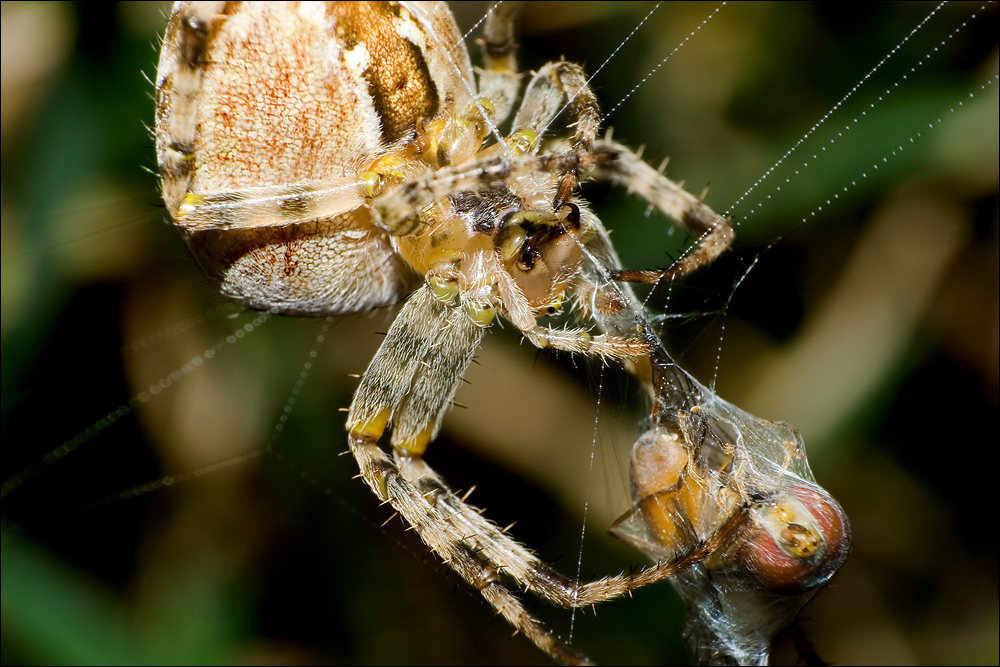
[738, 483, 851, 594]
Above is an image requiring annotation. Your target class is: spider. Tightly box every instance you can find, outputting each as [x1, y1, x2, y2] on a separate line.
[154, 1, 747, 662]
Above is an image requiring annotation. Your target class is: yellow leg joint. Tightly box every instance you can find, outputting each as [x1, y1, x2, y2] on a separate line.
[428, 274, 459, 305]
[178, 192, 205, 219]
[540, 294, 563, 316]
[349, 407, 391, 442]
[358, 170, 383, 198]
[395, 422, 435, 456]
[467, 304, 497, 327]
[508, 129, 539, 156]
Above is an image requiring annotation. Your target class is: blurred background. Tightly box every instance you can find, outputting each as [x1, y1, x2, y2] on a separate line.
[2, 2, 997, 664]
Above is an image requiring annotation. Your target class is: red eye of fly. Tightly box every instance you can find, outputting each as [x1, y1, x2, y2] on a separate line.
[738, 482, 851, 594]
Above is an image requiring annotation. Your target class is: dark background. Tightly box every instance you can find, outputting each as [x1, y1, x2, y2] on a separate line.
[2, 2, 997, 664]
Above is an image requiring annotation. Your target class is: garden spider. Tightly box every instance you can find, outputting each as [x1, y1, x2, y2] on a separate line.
[153, 1, 841, 663]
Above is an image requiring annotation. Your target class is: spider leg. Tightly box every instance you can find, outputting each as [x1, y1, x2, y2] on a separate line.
[483, 236, 652, 363]
[476, 1, 521, 126]
[393, 423, 753, 618]
[348, 429, 593, 665]
[371, 58, 602, 227]
[167, 180, 364, 232]
[347, 284, 595, 664]
[348, 285, 485, 455]
[510, 61, 600, 209]
[373, 151, 613, 236]
[519, 325, 649, 361]
[346, 263, 738, 661]
[396, 442, 739, 608]
[511, 62, 599, 153]
[590, 138, 735, 283]
[392, 451, 594, 666]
